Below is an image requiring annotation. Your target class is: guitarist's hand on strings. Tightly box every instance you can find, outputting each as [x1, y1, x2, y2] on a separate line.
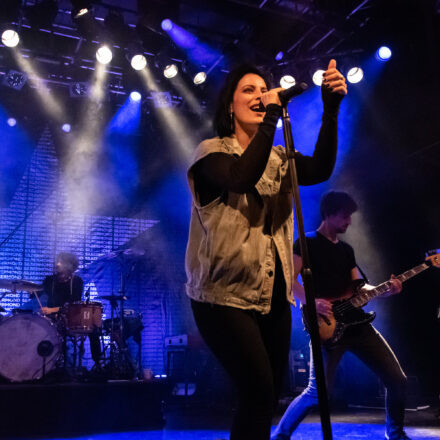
[388, 274, 402, 296]
[316, 298, 333, 319]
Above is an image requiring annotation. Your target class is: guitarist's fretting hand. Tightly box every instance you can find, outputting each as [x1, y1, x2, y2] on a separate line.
[387, 274, 402, 296]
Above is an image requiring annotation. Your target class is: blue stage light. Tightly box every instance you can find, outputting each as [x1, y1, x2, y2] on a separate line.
[62, 123, 71, 133]
[161, 19, 173, 32]
[275, 51, 284, 61]
[376, 46, 392, 61]
[130, 91, 142, 102]
[7, 118, 17, 127]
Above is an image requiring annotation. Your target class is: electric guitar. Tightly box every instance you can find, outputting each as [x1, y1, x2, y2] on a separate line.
[302, 250, 440, 345]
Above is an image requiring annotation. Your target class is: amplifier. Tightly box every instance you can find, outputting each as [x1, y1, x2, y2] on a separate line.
[165, 334, 188, 347]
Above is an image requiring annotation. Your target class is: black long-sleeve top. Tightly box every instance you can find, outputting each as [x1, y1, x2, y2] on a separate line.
[194, 86, 341, 206]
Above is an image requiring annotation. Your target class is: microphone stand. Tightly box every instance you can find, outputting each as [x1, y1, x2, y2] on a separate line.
[281, 103, 333, 440]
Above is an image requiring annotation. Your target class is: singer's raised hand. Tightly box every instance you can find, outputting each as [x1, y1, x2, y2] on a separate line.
[323, 59, 347, 96]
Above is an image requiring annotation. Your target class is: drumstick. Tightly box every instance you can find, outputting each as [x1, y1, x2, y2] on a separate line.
[33, 290, 43, 310]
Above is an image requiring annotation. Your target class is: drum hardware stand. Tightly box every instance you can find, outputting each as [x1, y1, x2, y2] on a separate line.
[106, 252, 137, 379]
[37, 340, 54, 381]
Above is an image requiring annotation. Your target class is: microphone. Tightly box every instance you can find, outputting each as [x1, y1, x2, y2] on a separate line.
[252, 82, 309, 112]
[279, 82, 308, 106]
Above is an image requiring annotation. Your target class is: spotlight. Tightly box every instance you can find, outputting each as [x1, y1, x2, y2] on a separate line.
[312, 69, 325, 86]
[1, 29, 19, 48]
[193, 71, 207, 85]
[130, 91, 141, 102]
[75, 8, 89, 18]
[161, 19, 173, 32]
[275, 51, 284, 61]
[96, 45, 112, 64]
[7, 118, 17, 127]
[71, 0, 92, 18]
[376, 46, 392, 62]
[62, 123, 71, 133]
[2, 70, 27, 90]
[131, 54, 147, 71]
[163, 64, 178, 79]
[347, 67, 364, 83]
[276, 119, 282, 130]
[280, 75, 296, 89]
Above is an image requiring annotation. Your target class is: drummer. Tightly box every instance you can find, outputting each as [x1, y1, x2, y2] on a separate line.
[41, 252, 83, 315]
[40, 252, 101, 368]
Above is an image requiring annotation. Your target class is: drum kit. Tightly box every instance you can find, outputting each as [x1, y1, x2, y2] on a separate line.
[0, 278, 143, 383]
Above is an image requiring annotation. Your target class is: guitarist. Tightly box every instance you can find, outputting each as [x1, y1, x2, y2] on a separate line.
[272, 191, 410, 440]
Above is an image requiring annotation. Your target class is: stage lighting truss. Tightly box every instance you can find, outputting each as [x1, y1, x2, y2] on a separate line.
[2, 70, 28, 90]
[1, 29, 20, 48]
[25, 0, 58, 30]
[69, 81, 89, 97]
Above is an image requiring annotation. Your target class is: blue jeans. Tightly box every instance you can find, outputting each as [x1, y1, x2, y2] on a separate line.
[272, 324, 407, 439]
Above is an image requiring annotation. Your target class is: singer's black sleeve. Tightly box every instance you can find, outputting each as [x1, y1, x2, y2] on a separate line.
[293, 84, 341, 185]
[294, 110, 338, 186]
[193, 104, 281, 204]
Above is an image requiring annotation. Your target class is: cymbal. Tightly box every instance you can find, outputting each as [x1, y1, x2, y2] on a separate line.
[99, 295, 128, 302]
[0, 279, 43, 292]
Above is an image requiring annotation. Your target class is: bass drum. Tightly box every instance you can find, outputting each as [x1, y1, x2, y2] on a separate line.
[0, 313, 62, 382]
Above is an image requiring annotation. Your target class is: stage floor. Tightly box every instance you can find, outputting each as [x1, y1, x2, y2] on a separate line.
[5, 405, 439, 440]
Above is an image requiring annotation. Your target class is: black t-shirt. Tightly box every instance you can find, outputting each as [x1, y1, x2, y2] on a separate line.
[293, 231, 356, 299]
[42, 275, 83, 307]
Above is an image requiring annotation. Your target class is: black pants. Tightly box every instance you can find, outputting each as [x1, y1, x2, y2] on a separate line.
[191, 258, 292, 440]
[324, 323, 407, 438]
[273, 322, 407, 439]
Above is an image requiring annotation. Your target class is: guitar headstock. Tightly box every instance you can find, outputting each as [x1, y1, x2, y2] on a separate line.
[426, 249, 440, 268]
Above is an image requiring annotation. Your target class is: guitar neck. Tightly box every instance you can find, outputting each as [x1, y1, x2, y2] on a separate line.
[351, 262, 430, 307]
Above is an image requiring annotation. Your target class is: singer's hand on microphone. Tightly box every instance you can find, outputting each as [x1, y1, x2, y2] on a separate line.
[261, 87, 284, 108]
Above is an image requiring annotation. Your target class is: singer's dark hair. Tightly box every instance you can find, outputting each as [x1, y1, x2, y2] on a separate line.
[213, 64, 271, 138]
[320, 191, 358, 220]
[56, 252, 79, 272]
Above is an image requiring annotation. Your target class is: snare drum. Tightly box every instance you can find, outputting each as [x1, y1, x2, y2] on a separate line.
[0, 313, 62, 382]
[63, 301, 102, 334]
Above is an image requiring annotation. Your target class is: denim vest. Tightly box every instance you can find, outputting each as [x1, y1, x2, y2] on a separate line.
[185, 135, 296, 314]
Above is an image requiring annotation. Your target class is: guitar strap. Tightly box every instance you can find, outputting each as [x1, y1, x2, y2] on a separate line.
[339, 237, 370, 284]
[356, 263, 370, 284]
